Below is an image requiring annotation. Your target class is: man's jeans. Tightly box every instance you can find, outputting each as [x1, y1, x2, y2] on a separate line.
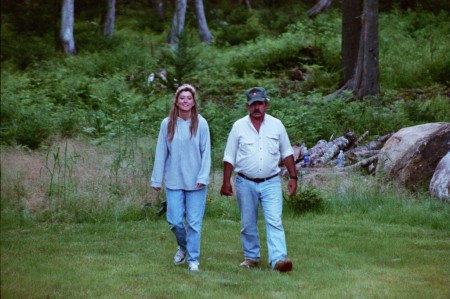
[235, 175, 288, 268]
[166, 187, 207, 263]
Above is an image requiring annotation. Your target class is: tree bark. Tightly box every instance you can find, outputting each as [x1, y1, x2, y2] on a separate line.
[314, 136, 351, 167]
[102, 0, 116, 37]
[168, 0, 187, 46]
[345, 155, 378, 171]
[326, 0, 379, 100]
[342, 0, 362, 83]
[353, 0, 379, 99]
[54, 0, 60, 50]
[148, 0, 166, 22]
[308, 0, 334, 17]
[193, 0, 213, 43]
[243, 0, 252, 10]
[60, 0, 76, 55]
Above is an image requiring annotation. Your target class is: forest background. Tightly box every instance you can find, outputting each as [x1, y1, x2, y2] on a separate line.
[1, 0, 449, 221]
[1, 1, 450, 298]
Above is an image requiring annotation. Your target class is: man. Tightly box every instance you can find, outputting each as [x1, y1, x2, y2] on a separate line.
[220, 87, 298, 272]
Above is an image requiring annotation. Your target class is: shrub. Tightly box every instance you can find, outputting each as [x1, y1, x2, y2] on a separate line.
[284, 185, 325, 215]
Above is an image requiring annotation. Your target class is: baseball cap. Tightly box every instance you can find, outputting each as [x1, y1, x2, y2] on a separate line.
[246, 87, 270, 105]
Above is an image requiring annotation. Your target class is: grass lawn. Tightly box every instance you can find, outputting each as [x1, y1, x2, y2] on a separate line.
[1, 214, 449, 299]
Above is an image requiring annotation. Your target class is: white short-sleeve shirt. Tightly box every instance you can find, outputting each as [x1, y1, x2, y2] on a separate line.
[223, 114, 294, 179]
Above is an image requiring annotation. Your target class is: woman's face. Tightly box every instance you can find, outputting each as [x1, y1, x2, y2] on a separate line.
[176, 90, 195, 113]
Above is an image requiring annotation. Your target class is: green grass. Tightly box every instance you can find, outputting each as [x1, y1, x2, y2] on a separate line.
[2, 214, 449, 298]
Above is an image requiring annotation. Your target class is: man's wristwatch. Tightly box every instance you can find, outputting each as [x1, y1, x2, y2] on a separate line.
[290, 176, 298, 180]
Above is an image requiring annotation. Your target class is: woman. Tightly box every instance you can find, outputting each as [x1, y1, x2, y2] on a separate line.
[151, 84, 211, 272]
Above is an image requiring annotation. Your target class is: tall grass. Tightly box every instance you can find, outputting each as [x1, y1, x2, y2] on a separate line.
[316, 171, 450, 230]
[2, 136, 449, 227]
[1, 137, 155, 223]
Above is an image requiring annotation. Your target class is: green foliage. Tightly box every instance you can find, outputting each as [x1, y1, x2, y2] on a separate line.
[0, 0, 55, 36]
[214, 9, 265, 46]
[155, 32, 203, 90]
[380, 9, 450, 89]
[394, 95, 450, 124]
[0, 28, 55, 69]
[284, 185, 325, 215]
[1, 6, 448, 160]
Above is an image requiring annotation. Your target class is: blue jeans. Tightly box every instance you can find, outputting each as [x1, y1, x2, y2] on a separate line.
[165, 187, 207, 264]
[234, 175, 288, 268]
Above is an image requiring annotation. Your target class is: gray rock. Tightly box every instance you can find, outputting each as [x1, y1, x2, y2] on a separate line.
[429, 152, 450, 202]
[376, 122, 450, 191]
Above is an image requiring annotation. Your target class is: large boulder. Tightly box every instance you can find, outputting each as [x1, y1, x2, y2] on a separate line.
[429, 152, 450, 202]
[376, 122, 450, 191]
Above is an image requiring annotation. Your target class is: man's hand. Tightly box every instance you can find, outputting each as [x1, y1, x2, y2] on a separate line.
[221, 162, 234, 196]
[287, 178, 297, 197]
[283, 155, 298, 197]
[220, 183, 233, 196]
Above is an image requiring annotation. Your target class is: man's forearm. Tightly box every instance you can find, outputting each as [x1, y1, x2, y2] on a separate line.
[283, 155, 297, 178]
[223, 162, 234, 183]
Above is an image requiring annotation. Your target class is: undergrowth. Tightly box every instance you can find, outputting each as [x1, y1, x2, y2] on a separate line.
[1, 6, 449, 226]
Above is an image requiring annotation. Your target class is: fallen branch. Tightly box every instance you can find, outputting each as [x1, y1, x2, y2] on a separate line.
[314, 136, 350, 167]
[346, 149, 379, 162]
[345, 155, 379, 171]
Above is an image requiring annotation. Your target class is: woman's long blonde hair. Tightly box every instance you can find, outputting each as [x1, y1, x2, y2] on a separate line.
[167, 84, 199, 141]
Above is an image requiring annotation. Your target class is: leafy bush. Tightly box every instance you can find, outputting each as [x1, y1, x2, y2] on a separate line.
[213, 10, 264, 47]
[284, 185, 325, 215]
[379, 9, 450, 89]
[155, 32, 203, 89]
[395, 95, 450, 124]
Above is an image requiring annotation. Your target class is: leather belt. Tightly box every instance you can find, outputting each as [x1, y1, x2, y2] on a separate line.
[237, 172, 279, 183]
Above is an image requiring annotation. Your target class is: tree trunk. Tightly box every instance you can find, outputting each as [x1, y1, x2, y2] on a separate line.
[342, 0, 362, 83]
[326, 0, 379, 100]
[353, 0, 379, 99]
[54, 0, 60, 50]
[60, 0, 76, 55]
[168, 0, 187, 46]
[193, 0, 213, 44]
[153, 0, 166, 21]
[308, 0, 334, 17]
[243, 0, 252, 10]
[102, 0, 116, 37]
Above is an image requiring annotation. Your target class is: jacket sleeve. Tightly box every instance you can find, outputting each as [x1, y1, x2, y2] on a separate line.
[150, 119, 168, 188]
[196, 118, 211, 186]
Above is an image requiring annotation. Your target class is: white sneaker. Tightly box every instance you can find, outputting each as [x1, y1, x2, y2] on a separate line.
[188, 262, 199, 272]
[174, 247, 186, 265]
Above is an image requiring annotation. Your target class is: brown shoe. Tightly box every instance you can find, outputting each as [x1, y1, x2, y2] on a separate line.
[274, 259, 293, 272]
[239, 259, 259, 268]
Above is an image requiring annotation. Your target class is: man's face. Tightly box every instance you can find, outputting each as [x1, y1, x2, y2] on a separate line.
[246, 101, 268, 120]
